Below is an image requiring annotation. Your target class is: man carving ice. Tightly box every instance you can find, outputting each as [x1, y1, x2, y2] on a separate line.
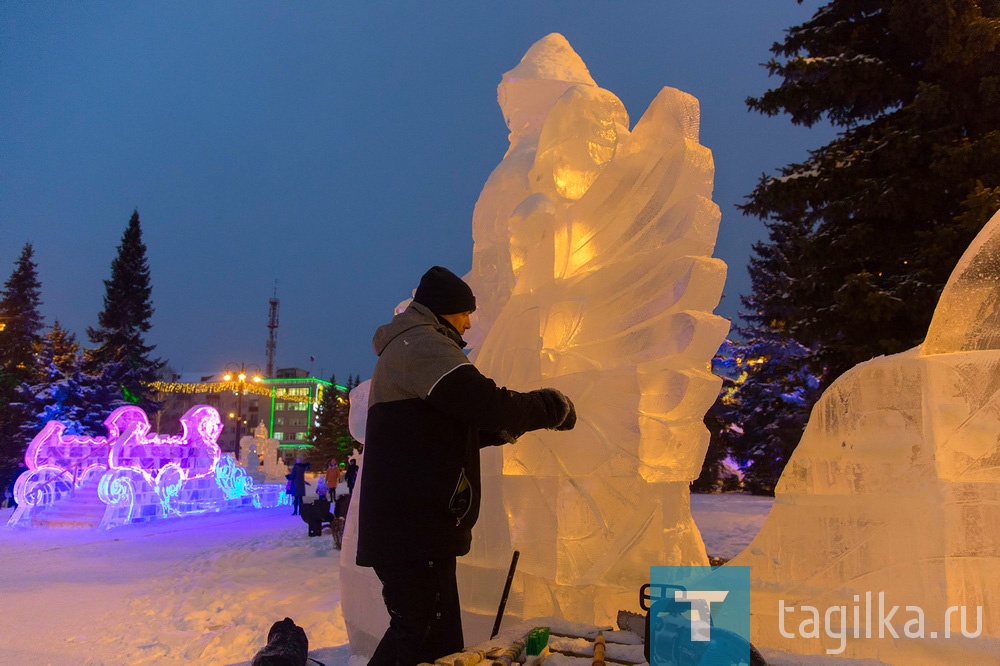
[357, 266, 577, 666]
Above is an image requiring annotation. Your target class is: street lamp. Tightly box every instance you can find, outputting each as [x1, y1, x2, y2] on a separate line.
[223, 362, 262, 461]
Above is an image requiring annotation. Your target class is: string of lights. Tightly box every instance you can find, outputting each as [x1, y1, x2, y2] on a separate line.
[146, 381, 312, 403]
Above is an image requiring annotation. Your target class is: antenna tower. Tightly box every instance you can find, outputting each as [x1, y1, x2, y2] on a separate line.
[266, 281, 280, 378]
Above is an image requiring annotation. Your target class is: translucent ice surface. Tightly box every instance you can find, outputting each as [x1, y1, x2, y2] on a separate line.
[461, 32, 726, 628]
[341, 33, 728, 650]
[730, 209, 1000, 664]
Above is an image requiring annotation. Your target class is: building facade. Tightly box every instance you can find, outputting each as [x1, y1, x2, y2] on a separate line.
[152, 368, 341, 465]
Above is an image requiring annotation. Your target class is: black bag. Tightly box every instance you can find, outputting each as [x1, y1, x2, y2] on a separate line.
[300, 499, 332, 537]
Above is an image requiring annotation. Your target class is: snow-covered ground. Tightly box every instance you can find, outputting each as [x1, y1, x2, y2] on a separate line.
[690, 492, 774, 560]
[0, 493, 771, 665]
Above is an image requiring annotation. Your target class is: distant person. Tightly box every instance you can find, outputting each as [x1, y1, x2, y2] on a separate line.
[357, 266, 576, 666]
[334, 480, 352, 526]
[326, 459, 344, 500]
[333, 460, 352, 520]
[286, 458, 310, 516]
[345, 458, 359, 493]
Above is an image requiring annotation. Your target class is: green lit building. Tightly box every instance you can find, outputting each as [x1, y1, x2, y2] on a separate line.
[262, 368, 334, 458]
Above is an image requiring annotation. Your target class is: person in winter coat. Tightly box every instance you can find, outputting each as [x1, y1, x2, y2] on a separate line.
[357, 266, 576, 666]
[287, 458, 310, 516]
[345, 458, 359, 493]
[324, 460, 344, 500]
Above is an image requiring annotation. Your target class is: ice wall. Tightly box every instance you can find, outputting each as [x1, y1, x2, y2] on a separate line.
[341, 33, 728, 651]
[730, 209, 1000, 663]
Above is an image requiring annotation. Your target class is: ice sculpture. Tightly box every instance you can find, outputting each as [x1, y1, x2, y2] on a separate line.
[341, 32, 728, 651]
[461, 32, 727, 629]
[341, 381, 391, 657]
[250, 420, 286, 482]
[7, 405, 289, 529]
[729, 209, 1000, 663]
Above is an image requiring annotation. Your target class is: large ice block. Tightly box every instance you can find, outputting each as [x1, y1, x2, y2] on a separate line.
[730, 209, 1000, 663]
[341, 33, 728, 651]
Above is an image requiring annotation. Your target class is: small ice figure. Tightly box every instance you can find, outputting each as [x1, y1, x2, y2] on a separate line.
[245, 440, 260, 474]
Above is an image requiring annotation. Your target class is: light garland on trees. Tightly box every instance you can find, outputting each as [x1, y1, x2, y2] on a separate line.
[147, 380, 273, 397]
[146, 380, 313, 403]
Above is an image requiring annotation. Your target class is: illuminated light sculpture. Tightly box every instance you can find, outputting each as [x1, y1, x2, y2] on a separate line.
[7, 405, 290, 530]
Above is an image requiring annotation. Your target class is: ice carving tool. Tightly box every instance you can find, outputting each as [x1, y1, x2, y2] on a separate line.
[490, 550, 520, 638]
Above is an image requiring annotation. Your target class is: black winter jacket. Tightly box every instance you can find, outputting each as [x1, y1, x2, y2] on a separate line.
[287, 462, 310, 498]
[356, 302, 565, 567]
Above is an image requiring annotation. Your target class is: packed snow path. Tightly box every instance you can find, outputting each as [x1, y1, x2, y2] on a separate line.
[0, 495, 769, 665]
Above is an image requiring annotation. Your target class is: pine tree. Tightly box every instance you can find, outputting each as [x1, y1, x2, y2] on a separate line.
[47, 320, 80, 376]
[309, 374, 342, 467]
[722, 331, 824, 495]
[0, 243, 45, 481]
[308, 375, 361, 468]
[76, 364, 130, 435]
[742, 1, 1000, 381]
[84, 210, 163, 417]
[18, 322, 88, 440]
[0, 244, 44, 379]
[337, 375, 361, 458]
[693, 342, 743, 493]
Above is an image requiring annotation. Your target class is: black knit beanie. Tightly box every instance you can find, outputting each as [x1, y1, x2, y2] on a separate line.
[413, 266, 476, 315]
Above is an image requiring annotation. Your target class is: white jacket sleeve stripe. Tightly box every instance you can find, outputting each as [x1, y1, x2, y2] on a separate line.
[426, 362, 472, 398]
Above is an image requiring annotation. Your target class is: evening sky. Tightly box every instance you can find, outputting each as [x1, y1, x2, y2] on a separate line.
[1, 1, 833, 380]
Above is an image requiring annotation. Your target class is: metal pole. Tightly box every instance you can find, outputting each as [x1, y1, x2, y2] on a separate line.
[235, 383, 243, 461]
[491, 550, 520, 639]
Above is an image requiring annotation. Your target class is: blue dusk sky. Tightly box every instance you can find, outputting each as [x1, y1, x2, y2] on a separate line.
[1, 1, 834, 380]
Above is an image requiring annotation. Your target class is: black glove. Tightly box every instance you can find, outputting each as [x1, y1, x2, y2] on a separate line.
[556, 395, 576, 431]
[252, 617, 308, 666]
[497, 429, 523, 444]
[532, 388, 577, 431]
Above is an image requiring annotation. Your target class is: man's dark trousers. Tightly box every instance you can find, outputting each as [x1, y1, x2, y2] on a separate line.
[369, 557, 464, 666]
